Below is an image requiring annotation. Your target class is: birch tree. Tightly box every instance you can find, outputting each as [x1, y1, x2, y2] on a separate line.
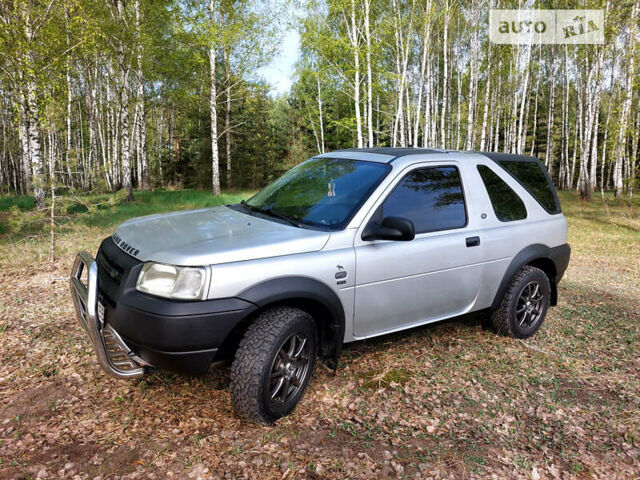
[613, 0, 638, 198]
[208, 0, 221, 195]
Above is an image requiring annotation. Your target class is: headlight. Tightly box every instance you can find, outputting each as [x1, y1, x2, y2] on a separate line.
[136, 263, 208, 300]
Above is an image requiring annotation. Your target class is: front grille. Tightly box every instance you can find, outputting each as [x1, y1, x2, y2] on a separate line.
[97, 249, 124, 284]
[96, 236, 143, 305]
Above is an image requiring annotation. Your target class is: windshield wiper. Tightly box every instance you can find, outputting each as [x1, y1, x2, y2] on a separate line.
[240, 199, 255, 213]
[240, 200, 302, 228]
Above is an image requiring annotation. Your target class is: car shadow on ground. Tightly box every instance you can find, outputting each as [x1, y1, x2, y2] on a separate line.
[131, 310, 489, 395]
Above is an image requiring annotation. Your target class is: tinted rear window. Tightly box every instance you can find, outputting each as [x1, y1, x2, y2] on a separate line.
[497, 160, 560, 213]
[477, 165, 527, 222]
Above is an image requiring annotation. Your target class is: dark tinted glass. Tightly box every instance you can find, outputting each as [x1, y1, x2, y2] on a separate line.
[248, 158, 390, 230]
[477, 165, 527, 222]
[497, 160, 559, 213]
[381, 166, 467, 233]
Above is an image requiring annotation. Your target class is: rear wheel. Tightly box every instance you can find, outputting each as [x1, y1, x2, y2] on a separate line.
[230, 306, 317, 424]
[490, 265, 550, 338]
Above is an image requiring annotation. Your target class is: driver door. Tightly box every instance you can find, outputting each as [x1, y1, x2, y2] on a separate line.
[353, 163, 485, 337]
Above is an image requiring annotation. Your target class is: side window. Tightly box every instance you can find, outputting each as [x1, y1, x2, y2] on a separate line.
[381, 166, 467, 234]
[477, 165, 527, 222]
[497, 160, 560, 213]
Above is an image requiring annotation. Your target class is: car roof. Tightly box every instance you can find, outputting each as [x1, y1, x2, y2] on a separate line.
[316, 147, 541, 165]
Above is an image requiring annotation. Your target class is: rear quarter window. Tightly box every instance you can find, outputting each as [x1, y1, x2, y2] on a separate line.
[496, 160, 560, 214]
[477, 165, 527, 222]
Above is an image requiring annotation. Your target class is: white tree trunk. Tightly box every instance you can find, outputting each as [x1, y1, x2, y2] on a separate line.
[26, 74, 44, 208]
[544, 59, 556, 174]
[440, 1, 449, 149]
[516, 46, 532, 154]
[479, 47, 492, 151]
[115, 0, 133, 200]
[17, 90, 32, 194]
[224, 48, 232, 187]
[135, 0, 150, 190]
[561, 47, 570, 188]
[414, 0, 432, 147]
[364, 0, 373, 147]
[48, 129, 55, 261]
[528, 70, 540, 157]
[349, 0, 362, 148]
[20, 10, 44, 208]
[570, 115, 578, 190]
[455, 66, 461, 150]
[630, 107, 640, 201]
[600, 82, 612, 195]
[423, 58, 432, 147]
[209, 0, 221, 195]
[465, 28, 480, 150]
[614, 0, 638, 197]
[66, 55, 72, 186]
[317, 74, 325, 153]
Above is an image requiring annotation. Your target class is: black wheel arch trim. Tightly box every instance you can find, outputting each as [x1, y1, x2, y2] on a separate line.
[238, 276, 345, 369]
[492, 243, 571, 310]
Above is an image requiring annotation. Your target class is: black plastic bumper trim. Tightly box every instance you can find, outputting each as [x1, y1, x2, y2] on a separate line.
[105, 293, 257, 354]
[124, 341, 219, 375]
[549, 243, 571, 282]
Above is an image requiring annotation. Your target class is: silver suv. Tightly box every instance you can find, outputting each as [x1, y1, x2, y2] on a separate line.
[70, 148, 570, 424]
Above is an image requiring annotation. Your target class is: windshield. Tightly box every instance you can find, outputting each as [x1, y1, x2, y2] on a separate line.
[246, 157, 390, 230]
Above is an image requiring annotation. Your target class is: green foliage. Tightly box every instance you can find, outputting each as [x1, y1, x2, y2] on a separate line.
[2, 205, 47, 236]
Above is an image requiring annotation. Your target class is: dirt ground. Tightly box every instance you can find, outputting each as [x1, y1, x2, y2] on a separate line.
[1, 192, 639, 479]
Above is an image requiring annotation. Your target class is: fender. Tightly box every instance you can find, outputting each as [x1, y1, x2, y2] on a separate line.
[491, 243, 570, 310]
[238, 276, 345, 369]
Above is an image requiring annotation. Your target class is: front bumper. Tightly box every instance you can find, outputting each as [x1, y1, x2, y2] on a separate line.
[70, 252, 147, 379]
[70, 244, 258, 377]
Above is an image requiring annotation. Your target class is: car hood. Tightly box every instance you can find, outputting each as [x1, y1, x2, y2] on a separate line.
[112, 206, 330, 266]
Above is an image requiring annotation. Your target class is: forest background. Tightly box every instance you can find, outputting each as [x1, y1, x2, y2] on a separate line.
[0, 0, 638, 217]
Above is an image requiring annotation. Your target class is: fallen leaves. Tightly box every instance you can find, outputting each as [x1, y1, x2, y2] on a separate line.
[1, 196, 639, 479]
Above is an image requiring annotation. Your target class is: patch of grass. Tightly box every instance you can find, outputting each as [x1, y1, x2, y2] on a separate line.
[357, 367, 414, 390]
[0, 195, 34, 211]
[0, 189, 254, 241]
[464, 453, 486, 473]
[76, 189, 252, 229]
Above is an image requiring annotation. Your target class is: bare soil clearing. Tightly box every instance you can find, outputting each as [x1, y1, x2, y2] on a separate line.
[1, 191, 639, 479]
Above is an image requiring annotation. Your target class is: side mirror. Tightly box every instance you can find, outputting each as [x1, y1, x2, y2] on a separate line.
[362, 216, 415, 242]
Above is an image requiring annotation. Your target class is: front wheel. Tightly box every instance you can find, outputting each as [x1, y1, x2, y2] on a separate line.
[490, 265, 551, 339]
[230, 306, 317, 424]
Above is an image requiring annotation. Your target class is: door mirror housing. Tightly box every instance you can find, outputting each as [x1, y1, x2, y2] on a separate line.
[362, 216, 415, 242]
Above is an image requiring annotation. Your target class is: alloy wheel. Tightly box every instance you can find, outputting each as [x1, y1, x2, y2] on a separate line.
[516, 281, 544, 328]
[268, 333, 311, 406]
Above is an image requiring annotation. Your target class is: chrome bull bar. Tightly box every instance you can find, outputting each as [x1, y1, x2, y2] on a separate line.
[70, 251, 146, 379]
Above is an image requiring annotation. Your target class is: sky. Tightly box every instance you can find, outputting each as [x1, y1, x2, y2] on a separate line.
[256, 29, 301, 96]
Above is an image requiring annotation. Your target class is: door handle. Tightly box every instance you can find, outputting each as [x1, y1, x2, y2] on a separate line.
[466, 236, 480, 247]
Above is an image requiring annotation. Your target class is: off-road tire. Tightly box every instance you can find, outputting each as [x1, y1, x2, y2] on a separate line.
[490, 265, 551, 339]
[230, 306, 317, 424]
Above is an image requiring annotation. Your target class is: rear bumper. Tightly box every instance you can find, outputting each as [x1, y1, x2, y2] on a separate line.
[70, 251, 257, 377]
[550, 243, 571, 283]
